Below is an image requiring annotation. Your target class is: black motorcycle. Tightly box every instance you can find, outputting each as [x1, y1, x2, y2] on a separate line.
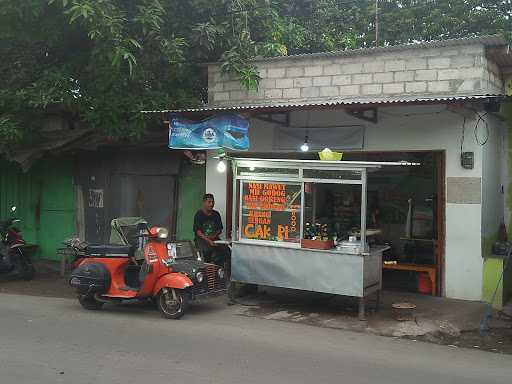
[0, 206, 35, 280]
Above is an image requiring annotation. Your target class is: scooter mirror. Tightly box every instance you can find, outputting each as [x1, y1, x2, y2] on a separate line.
[11, 206, 16, 213]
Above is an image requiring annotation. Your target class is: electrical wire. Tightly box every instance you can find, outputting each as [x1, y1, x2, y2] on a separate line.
[205, 0, 491, 22]
[474, 112, 489, 146]
[219, 0, 447, 17]
[460, 116, 466, 155]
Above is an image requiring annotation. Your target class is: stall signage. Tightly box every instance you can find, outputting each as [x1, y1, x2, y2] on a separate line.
[169, 114, 250, 150]
[241, 182, 301, 243]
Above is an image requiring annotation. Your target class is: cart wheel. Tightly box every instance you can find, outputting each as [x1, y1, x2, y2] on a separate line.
[157, 288, 187, 319]
[78, 294, 104, 310]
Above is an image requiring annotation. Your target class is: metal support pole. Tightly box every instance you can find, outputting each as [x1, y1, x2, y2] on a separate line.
[358, 297, 366, 321]
[360, 169, 367, 253]
[231, 161, 237, 241]
[300, 169, 305, 239]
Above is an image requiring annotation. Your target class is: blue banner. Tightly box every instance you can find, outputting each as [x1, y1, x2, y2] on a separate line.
[169, 114, 250, 151]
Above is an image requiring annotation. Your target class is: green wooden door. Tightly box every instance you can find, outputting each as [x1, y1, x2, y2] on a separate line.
[0, 158, 75, 260]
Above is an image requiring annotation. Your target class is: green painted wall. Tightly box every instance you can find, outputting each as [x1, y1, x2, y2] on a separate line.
[483, 258, 505, 310]
[38, 159, 75, 260]
[0, 160, 40, 246]
[176, 162, 205, 241]
[0, 158, 75, 260]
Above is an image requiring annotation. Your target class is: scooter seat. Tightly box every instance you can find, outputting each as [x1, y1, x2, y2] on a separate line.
[85, 244, 133, 257]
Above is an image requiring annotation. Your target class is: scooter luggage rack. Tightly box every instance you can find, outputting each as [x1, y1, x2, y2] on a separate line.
[85, 244, 133, 258]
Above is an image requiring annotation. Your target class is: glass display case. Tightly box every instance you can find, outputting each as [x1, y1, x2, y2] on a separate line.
[233, 158, 369, 253]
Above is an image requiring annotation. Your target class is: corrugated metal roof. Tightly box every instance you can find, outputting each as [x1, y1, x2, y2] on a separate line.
[141, 94, 508, 114]
[214, 35, 508, 65]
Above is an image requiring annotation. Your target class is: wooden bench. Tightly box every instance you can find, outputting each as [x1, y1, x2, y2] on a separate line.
[382, 263, 437, 296]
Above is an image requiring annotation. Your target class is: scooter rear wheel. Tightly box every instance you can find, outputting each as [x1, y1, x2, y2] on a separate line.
[78, 294, 104, 310]
[157, 288, 187, 319]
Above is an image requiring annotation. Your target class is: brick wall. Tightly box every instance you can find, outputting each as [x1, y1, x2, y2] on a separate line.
[208, 43, 505, 106]
[485, 59, 504, 94]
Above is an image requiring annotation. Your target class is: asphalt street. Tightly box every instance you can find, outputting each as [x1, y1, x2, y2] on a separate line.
[0, 293, 511, 384]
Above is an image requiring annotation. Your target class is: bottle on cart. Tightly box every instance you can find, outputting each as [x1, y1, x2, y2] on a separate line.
[321, 224, 329, 241]
[304, 222, 311, 239]
[315, 223, 322, 240]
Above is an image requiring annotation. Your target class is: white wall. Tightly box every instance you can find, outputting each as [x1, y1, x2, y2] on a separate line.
[205, 150, 228, 238]
[366, 106, 485, 300]
[481, 114, 505, 241]
[208, 104, 488, 300]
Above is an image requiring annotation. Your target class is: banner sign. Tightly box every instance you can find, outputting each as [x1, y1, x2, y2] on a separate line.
[169, 114, 250, 150]
[240, 181, 301, 243]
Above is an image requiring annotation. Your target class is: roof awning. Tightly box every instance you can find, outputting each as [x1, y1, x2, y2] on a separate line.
[142, 94, 509, 116]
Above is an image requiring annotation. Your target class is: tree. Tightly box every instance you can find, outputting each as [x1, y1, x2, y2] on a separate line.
[0, 0, 510, 149]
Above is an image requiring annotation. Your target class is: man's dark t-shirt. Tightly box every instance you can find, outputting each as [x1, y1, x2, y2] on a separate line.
[193, 210, 223, 239]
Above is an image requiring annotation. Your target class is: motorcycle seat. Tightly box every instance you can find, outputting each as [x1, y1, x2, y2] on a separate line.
[85, 244, 133, 257]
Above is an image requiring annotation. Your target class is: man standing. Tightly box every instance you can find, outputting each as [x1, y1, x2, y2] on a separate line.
[194, 194, 229, 267]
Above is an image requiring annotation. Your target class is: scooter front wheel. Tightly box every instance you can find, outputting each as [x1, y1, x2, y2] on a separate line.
[78, 294, 104, 310]
[157, 288, 187, 319]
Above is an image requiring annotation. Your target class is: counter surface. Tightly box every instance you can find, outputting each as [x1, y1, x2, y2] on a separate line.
[232, 240, 389, 256]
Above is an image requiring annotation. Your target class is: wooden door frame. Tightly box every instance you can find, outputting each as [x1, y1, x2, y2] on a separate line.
[435, 150, 446, 296]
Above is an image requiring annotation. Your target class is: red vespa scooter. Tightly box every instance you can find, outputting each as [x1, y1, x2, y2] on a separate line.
[70, 226, 227, 319]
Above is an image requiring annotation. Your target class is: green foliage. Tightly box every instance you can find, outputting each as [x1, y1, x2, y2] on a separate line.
[0, 0, 510, 146]
[0, 116, 22, 148]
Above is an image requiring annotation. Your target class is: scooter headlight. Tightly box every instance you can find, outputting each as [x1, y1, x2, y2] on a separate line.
[156, 227, 169, 239]
[217, 268, 225, 279]
[196, 271, 204, 283]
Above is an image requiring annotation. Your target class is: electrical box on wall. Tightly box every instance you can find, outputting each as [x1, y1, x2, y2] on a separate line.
[461, 152, 474, 169]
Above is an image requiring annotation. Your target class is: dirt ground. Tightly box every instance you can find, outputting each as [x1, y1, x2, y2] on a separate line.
[238, 288, 512, 355]
[410, 327, 512, 355]
[0, 264, 74, 299]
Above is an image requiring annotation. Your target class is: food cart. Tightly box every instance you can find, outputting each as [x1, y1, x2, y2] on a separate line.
[229, 158, 406, 320]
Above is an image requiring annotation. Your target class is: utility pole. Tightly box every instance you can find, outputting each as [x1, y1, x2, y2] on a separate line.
[375, 0, 379, 47]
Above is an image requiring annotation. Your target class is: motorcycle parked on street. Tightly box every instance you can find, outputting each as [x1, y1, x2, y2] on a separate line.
[69, 217, 227, 319]
[0, 206, 35, 280]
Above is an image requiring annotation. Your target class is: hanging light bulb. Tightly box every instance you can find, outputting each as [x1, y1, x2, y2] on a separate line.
[300, 135, 309, 152]
[249, 166, 255, 171]
[217, 159, 227, 173]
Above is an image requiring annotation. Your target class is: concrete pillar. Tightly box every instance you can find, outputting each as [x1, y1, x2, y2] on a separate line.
[205, 150, 228, 236]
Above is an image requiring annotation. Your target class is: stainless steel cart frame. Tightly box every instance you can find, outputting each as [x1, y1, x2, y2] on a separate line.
[230, 158, 408, 319]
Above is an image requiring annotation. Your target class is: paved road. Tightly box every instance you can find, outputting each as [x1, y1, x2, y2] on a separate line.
[1, 293, 511, 384]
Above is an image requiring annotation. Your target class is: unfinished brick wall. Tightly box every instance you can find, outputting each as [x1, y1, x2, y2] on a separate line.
[207, 42, 505, 106]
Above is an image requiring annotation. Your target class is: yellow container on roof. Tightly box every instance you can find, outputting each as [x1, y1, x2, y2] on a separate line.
[318, 148, 343, 161]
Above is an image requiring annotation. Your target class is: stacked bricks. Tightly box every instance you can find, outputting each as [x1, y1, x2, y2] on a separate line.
[207, 43, 505, 106]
